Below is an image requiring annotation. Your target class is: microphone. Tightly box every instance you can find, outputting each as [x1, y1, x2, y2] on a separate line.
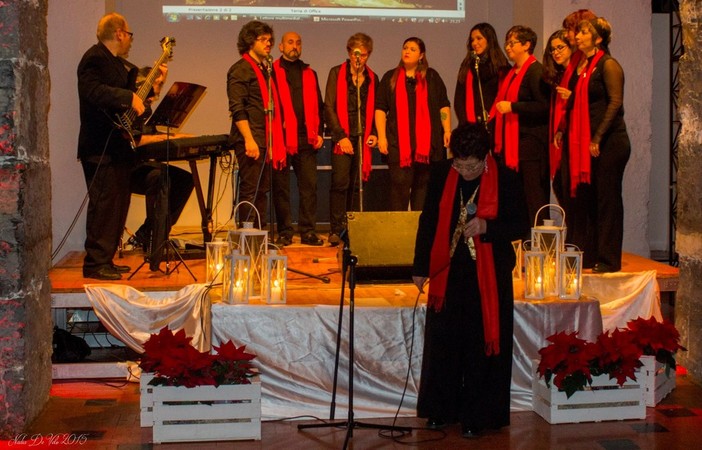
[471, 50, 480, 68]
[352, 49, 361, 67]
[265, 54, 273, 73]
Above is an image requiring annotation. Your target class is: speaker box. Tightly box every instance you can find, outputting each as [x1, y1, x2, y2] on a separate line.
[345, 211, 421, 282]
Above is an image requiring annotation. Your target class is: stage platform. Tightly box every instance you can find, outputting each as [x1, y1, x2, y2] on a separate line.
[49, 242, 678, 417]
[49, 242, 679, 304]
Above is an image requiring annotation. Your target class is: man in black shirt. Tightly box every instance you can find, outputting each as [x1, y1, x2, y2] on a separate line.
[272, 32, 325, 246]
[227, 20, 285, 230]
[77, 12, 169, 280]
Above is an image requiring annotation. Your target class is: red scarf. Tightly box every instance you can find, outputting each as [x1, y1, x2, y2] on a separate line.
[273, 59, 320, 155]
[464, 68, 497, 124]
[548, 52, 580, 179]
[494, 54, 536, 170]
[428, 155, 501, 355]
[335, 61, 376, 181]
[395, 68, 431, 166]
[568, 50, 605, 196]
[243, 53, 286, 169]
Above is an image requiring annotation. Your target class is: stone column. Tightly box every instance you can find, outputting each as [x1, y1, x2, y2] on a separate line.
[0, 0, 52, 436]
[676, 0, 702, 383]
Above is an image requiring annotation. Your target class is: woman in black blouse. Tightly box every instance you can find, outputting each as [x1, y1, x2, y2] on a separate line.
[375, 37, 451, 211]
[454, 23, 510, 130]
[494, 26, 551, 227]
[567, 17, 630, 273]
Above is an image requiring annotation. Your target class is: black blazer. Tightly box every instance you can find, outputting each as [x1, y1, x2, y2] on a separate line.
[77, 42, 136, 162]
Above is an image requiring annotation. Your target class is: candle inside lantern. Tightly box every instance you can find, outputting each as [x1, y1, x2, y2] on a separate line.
[271, 279, 282, 303]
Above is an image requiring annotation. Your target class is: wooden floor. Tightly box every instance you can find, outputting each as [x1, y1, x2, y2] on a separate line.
[14, 367, 702, 449]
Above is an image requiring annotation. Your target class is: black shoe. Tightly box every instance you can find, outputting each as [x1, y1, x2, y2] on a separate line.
[461, 425, 482, 438]
[83, 266, 122, 281]
[426, 418, 447, 430]
[276, 235, 293, 246]
[592, 262, 617, 273]
[328, 233, 341, 247]
[301, 233, 323, 246]
[111, 263, 131, 273]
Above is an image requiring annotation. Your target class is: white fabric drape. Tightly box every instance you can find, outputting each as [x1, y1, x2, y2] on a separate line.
[84, 283, 211, 353]
[582, 270, 662, 331]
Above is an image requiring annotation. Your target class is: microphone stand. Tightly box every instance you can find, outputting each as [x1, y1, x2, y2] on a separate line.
[474, 54, 489, 129]
[129, 111, 195, 281]
[298, 231, 412, 448]
[265, 57, 276, 242]
[354, 56, 364, 212]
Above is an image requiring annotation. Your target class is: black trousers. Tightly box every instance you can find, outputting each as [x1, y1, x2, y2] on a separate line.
[272, 144, 320, 237]
[387, 161, 431, 211]
[234, 146, 269, 229]
[130, 162, 194, 251]
[329, 146, 361, 235]
[81, 159, 132, 270]
[586, 130, 631, 270]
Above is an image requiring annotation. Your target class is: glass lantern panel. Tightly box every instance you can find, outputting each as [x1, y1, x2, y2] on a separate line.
[228, 228, 268, 299]
[224, 251, 251, 304]
[558, 250, 583, 300]
[524, 250, 545, 299]
[206, 240, 229, 284]
[263, 252, 287, 304]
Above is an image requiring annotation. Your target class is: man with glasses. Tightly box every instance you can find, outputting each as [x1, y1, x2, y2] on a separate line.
[77, 12, 169, 280]
[227, 20, 284, 231]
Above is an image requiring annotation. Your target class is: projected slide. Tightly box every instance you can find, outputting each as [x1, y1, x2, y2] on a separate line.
[162, 0, 465, 23]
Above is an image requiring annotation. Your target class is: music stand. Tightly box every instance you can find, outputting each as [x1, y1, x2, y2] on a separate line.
[297, 230, 412, 448]
[129, 82, 206, 280]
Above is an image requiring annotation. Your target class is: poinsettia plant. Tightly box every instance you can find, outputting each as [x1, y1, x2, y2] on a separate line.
[139, 327, 257, 387]
[626, 316, 686, 375]
[537, 317, 685, 398]
[536, 330, 599, 398]
[589, 328, 643, 386]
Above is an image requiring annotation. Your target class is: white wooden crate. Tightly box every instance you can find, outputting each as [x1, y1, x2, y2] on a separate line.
[142, 375, 261, 443]
[531, 360, 646, 424]
[640, 355, 676, 407]
[139, 372, 155, 427]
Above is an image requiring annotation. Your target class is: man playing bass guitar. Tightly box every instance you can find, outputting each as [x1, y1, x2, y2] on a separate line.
[77, 12, 187, 280]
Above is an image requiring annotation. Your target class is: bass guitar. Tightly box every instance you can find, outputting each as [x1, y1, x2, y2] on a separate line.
[115, 36, 175, 149]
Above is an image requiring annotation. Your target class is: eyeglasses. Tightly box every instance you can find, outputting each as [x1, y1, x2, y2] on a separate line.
[550, 44, 568, 54]
[256, 36, 272, 44]
[505, 40, 521, 49]
[452, 159, 485, 173]
[121, 29, 134, 39]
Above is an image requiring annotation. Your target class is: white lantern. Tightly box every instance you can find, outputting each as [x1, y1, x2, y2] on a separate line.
[205, 240, 229, 284]
[223, 249, 251, 304]
[531, 205, 566, 298]
[262, 250, 287, 304]
[228, 222, 268, 299]
[558, 245, 583, 300]
[524, 241, 545, 300]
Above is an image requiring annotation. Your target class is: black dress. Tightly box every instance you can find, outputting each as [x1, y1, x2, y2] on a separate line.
[412, 160, 529, 430]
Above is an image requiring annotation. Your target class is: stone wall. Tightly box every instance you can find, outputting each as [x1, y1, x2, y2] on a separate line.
[0, 0, 52, 437]
[676, 0, 702, 383]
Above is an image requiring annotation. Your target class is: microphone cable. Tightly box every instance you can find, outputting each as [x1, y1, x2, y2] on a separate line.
[377, 280, 447, 445]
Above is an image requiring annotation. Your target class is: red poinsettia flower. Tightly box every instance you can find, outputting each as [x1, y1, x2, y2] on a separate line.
[591, 328, 643, 386]
[139, 327, 257, 387]
[537, 331, 599, 397]
[626, 317, 686, 369]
